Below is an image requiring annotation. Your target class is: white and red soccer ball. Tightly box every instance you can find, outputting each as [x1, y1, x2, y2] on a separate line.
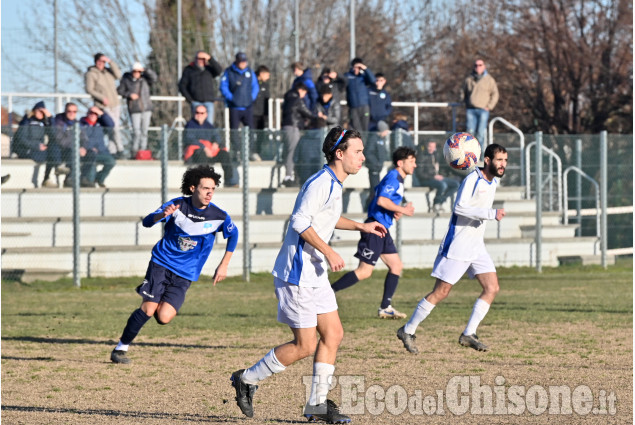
[443, 132, 481, 172]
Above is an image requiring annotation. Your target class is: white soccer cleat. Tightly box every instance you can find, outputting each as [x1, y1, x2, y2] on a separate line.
[378, 305, 407, 319]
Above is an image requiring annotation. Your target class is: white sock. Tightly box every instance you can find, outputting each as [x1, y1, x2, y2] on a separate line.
[115, 341, 129, 351]
[404, 298, 435, 335]
[308, 362, 335, 406]
[463, 298, 491, 336]
[242, 348, 286, 385]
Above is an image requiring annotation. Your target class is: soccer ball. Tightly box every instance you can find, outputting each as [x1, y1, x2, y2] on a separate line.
[443, 132, 481, 172]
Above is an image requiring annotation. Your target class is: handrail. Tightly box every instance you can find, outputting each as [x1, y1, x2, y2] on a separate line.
[563, 166, 600, 237]
[488, 116, 525, 188]
[525, 141, 562, 212]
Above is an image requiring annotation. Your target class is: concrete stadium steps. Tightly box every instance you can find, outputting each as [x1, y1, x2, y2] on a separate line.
[0, 236, 601, 279]
[1, 211, 571, 249]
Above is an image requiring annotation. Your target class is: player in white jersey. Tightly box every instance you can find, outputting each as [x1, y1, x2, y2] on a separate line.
[230, 127, 387, 423]
[397, 144, 507, 354]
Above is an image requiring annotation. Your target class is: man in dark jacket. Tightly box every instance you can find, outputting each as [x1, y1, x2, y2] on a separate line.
[118, 62, 157, 158]
[13, 101, 54, 187]
[368, 73, 392, 132]
[344, 57, 376, 131]
[280, 82, 316, 187]
[183, 106, 238, 187]
[178, 51, 223, 125]
[251, 65, 271, 161]
[291, 62, 318, 112]
[79, 107, 116, 188]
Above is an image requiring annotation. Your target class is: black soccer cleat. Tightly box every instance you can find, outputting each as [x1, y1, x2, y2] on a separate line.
[397, 325, 419, 354]
[458, 333, 489, 351]
[110, 349, 131, 364]
[231, 369, 258, 418]
[304, 399, 351, 423]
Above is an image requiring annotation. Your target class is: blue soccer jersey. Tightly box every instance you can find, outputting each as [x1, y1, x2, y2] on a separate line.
[367, 168, 404, 229]
[143, 196, 238, 281]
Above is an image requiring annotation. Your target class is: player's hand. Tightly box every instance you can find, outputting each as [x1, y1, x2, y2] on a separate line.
[403, 202, 415, 217]
[325, 250, 345, 272]
[495, 208, 506, 221]
[163, 203, 179, 218]
[361, 221, 387, 237]
[394, 211, 403, 221]
[213, 263, 228, 286]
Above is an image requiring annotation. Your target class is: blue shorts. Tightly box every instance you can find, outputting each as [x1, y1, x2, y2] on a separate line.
[354, 228, 397, 266]
[135, 262, 192, 312]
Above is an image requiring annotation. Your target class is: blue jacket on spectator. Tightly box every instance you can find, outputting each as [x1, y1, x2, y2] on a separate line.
[184, 118, 223, 148]
[220, 63, 259, 110]
[344, 67, 376, 109]
[13, 114, 52, 162]
[54, 113, 79, 149]
[369, 85, 392, 125]
[292, 68, 318, 112]
[80, 113, 114, 154]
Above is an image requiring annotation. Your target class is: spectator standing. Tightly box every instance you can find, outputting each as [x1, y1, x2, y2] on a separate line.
[280, 82, 317, 187]
[414, 141, 460, 213]
[220, 52, 260, 160]
[178, 51, 223, 125]
[12, 101, 53, 187]
[79, 106, 116, 188]
[462, 59, 499, 155]
[344, 57, 376, 132]
[251, 65, 271, 161]
[368, 73, 392, 132]
[85, 53, 123, 157]
[291, 62, 318, 112]
[316, 85, 341, 130]
[183, 106, 238, 187]
[118, 62, 157, 159]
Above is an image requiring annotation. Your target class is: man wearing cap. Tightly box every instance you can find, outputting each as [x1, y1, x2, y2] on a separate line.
[220, 52, 260, 160]
[85, 53, 124, 157]
[118, 62, 158, 158]
[179, 51, 223, 126]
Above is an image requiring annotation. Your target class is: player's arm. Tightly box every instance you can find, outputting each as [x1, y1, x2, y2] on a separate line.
[142, 201, 179, 227]
[299, 226, 345, 272]
[376, 196, 415, 217]
[453, 176, 498, 221]
[335, 216, 387, 236]
[213, 217, 239, 285]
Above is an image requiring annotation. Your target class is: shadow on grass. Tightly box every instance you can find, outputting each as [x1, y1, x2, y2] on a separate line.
[1, 405, 302, 423]
[1, 356, 55, 361]
[1, 336, 232, 350]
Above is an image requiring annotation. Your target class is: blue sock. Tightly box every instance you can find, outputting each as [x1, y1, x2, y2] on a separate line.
[120, 308, 152, 345]
[331, 271, 359, 292]
[380, 273, 400, 309]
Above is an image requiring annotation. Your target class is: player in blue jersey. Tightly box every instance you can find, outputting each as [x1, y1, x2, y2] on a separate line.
[331, 146, 417, 320]
[110, 165, 238, 364]
[397, 144, 507, 354]
[230, 127, 387, 423]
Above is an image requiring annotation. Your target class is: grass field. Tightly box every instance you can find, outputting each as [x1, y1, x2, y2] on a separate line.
[2, 260, 633, 424]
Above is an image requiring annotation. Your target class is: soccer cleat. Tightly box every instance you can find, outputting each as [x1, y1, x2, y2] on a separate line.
[110, 349, 130, 364]
[397, 325, 419, 354]
[458, 333, 489, 352]
[304, 399, 351, 423]
[231, 369, 258, 418]
[378, 305, 407, 319]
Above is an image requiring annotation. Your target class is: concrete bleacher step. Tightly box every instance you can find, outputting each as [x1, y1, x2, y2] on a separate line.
[519, 224, 579, 239]
[558, 254, 615, 266]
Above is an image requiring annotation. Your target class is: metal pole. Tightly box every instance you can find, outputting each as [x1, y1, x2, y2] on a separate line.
[575, 139, 582, 236]
[53, 0, 58, 94]
[535, 131, 542, 273]
[242, 127, 251, 281]
[161, 125, 169, 205]
[350, 0, 355, 60]
[73, 124, 81, 287]
[600, 131, 608, 268]
[294, 0, 299, 61]
[177, 0, 183, 124]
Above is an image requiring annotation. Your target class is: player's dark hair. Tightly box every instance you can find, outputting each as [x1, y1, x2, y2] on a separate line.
[392, 146, 416, 166]
[181, 165, 221, 195]
[484, 143, 507, 160]
[322, 126, 362, 164]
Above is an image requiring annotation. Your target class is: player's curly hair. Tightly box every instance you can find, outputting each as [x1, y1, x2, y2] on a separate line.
[181, 165, 221, 195]
[322, 126, 362, 164]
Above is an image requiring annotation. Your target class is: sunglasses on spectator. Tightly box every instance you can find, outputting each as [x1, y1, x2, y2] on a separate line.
[196, 57, 207, 60]
[474, 63, 485, 67]
[66, 109, 78, 113]
[195, 110, 207, 114]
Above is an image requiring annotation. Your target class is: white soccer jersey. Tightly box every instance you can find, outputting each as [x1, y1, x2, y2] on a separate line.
[272, 165, 343, 287]
[438, 168, 499, 261]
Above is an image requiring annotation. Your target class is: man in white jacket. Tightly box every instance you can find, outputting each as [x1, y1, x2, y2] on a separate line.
[397, 144, 508, 354]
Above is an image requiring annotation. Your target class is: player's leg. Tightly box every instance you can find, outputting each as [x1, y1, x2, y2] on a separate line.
[377, 253, 407, 319]
[153, 272, 192, 325]
[459, 254, 498, 351]
[332, 231, 380, 292]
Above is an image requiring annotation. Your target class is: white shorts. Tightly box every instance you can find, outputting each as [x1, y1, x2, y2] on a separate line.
[431, 251, 496, 285]
[274, 277, 338, 328]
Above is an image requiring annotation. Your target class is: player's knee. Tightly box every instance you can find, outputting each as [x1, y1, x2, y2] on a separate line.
[355, 267, 373, 281]
[297, 337, 318, 358]
[388, 262, 403, 276]
[154, 310, 173, 325]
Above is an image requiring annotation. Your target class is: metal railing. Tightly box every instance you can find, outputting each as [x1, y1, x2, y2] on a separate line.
[488, 116, 526, 190]
[563, 166, 600, 237]
[525, 141, 562, 213]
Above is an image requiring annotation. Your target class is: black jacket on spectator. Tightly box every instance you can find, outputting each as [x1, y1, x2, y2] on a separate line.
[13, 115, 52, 161]
[178, 60, 223, 103]
[253, 79, 270, 118]
[118, 69, 157, 113]
[281, 89, 315, 129]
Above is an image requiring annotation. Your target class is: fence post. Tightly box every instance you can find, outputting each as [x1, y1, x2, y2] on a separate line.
[242, 127, 251, 282]
[73, 123, 81, 287]
[161, 124, 169, 205]
[600, 131, 608, 268]
[535, 131, 542, 273]
[575, 139, 582, 236]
